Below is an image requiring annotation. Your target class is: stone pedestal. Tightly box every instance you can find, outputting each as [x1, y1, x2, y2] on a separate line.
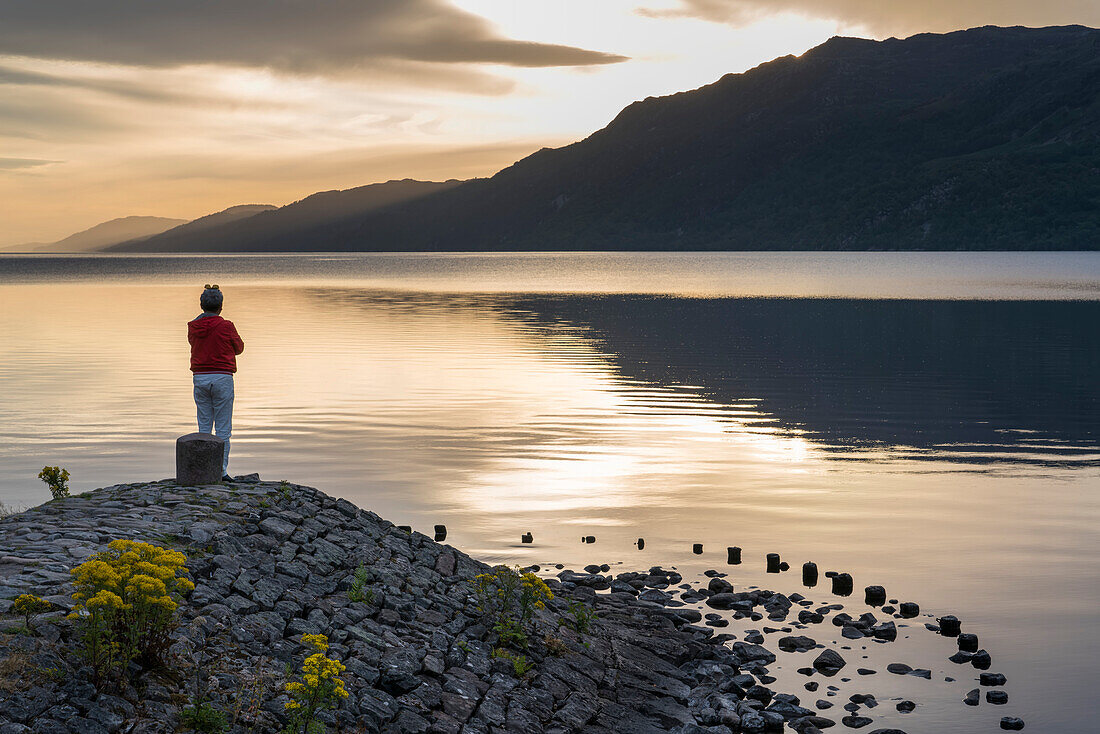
[176, 433, 224, 485]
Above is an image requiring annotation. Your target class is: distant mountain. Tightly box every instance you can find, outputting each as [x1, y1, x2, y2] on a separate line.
[120, 25, 1100, 252]
[9, 216, 187, 252]
[114, 204, 276, 248]
[112, 180, 461, 252]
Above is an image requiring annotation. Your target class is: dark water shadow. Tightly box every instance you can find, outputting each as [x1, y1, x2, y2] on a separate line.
[503, 296, 1100, 467]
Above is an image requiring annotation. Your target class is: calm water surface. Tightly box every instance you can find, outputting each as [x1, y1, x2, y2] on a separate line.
[1, 253, 1098, 733]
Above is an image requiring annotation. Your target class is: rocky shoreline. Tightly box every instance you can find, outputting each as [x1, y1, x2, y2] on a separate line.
[0, 479, 1014, 733]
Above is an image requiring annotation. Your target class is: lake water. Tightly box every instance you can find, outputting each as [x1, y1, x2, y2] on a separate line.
[1, 252, 1098, 732]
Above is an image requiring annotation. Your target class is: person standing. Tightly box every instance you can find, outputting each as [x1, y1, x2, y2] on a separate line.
[188, 285, 244, 481]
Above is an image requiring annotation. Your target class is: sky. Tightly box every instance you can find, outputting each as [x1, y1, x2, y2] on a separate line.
[1, 0, 1098, 246]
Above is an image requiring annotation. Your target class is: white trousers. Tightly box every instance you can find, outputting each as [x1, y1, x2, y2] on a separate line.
[193, 373, 234, 474]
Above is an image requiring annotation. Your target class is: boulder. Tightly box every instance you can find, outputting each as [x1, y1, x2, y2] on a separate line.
[812, 650, 846, 674]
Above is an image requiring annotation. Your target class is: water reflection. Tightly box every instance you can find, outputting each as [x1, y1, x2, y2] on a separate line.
[505, 296, 1100, 467]
[1, 265, 1098, 733]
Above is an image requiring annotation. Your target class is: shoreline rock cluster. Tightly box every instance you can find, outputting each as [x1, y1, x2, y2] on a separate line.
[0, 479, 1014, 733]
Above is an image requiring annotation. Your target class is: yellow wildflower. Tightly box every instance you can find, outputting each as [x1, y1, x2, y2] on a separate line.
[301, 633, 329, 652]
[85, 590, 126, 612]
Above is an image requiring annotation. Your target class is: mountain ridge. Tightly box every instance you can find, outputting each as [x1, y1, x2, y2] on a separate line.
[5, 216, 187, 252]
[111, 179, 463, 252]
[117, 25, 1100, 252]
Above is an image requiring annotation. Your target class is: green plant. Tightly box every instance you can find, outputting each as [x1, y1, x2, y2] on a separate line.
[348, 565, 374, 604]
[38, 466, 70, 500]
[283, 634, 349, 734]
[491, 647, 535, 677]
[67, 539, 194, 686]
[559, 600, 597, 635]
[181, 702, 229, 733]
[470, 566, 553, 651]
[278, 481, 293, 502]
[38, 666, 65, 683]
[11, 594, 50, 632]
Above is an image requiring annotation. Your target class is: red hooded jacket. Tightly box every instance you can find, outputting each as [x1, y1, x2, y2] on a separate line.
[189, 314, 244, 374]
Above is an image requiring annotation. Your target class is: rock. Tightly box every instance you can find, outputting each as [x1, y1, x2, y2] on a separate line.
[864, 586, 886, 606]
[948, 651, 974, 664]
[175, 432, 224, 485]
[779, 636, 817, 652]
[739, 710, 766, 732]
[970, 650, 992, 670]
[521, 532, 533, 544]
[898, 602, 919, 617]
[831, 574, 853, 596]
[979, 672, 1007, 686]
[938, 615, 961, 636]
[957, 633, 979, 652]
[706, 593, 754, 612]
[963, 689, 980, 706]
[708, 577, 734, 595]
[727, 547, 741, 564]
[895, 700, 915, 713]
[434, 550, 456, 577]
[612, 579, 639, 595]
[258, 516, 296, 542]
[1000, 717, 1025, 730]
[732, 642, 777, 665]
[885, 663, 911, 675]
[813, 650, 846, 675]
[803, 562, 819, 587]
[0, 475, 997, 734]
[639, 589, 671, 605]
[987, 690, 1009, 704]
[766, 553, 782, 573]
[906, 669, 931, 679]
[693, 543, 704, 554]
[841, 715, 873, 728]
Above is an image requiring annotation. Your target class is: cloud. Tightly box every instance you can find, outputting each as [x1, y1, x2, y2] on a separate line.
[0, 0, 627, 75]
[637, 0, 1100, 35]
[0, 157, 58, 170]
[0, 62, 253, 106]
